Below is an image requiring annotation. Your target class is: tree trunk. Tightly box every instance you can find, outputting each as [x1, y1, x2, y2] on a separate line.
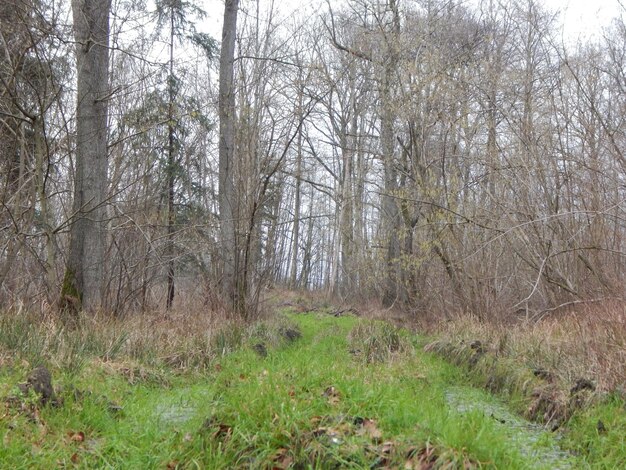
[63, 0, 111, 312]
[289, 80, 304, 288]
[219, 0, 240, 313]
[381, 0, 401, 307]
[166, 5, 176, 310]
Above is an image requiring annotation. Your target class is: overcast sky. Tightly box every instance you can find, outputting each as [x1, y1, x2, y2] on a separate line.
[198, 0, 624, 43]
[543, 0, 623, 40]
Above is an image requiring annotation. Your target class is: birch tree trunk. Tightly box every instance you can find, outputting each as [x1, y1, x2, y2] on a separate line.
[63, 0, 111, 312]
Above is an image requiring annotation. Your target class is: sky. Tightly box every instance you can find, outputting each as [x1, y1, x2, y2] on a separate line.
[542, 0, 624, 41]
[198, 0, 625, 42]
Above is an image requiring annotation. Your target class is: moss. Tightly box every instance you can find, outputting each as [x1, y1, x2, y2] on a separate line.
[59, 268, 81, 315]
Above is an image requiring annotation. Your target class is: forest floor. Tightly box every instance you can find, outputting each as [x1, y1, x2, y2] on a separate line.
[0, 305, 624, 468]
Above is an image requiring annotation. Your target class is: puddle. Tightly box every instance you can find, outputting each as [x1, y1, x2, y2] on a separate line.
[153, 388, 210, 426]
[445, 387, 574, 469]
[154, 400, 197, 425]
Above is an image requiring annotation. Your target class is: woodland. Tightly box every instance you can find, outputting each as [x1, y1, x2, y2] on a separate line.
[1, 0, 626, 321]
[1, 1, 626, 467]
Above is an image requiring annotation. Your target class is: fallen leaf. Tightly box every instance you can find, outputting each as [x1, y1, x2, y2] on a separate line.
[405, 444, 437, 470]
[311, 426, 343, 445]
[357, 418, 383, 443]
[380, 441, 395, 454]
[271, 447, 293, 469]
[166, 461, 179, 470]
[68, 431, 85, 443]
[212, 423, 232, 440]
[312, 426, 328, 437]
[214, 363, 222, 372]
[310, 416, 323, 426]
[322, 386, 341, 405]
[71, 453, 80, 464]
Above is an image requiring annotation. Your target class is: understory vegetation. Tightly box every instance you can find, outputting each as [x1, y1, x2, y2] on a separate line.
[3, 0, 626, 466]
[1, 299, 624, 468]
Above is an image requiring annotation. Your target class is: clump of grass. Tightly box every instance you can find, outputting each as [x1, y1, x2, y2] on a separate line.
[246, 314, 302, 349]
[348, 320, 412, 363]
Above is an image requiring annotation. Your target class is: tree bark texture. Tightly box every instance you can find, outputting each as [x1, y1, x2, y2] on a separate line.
[64, 0, 111, 312]
[219, 0, 240, 312]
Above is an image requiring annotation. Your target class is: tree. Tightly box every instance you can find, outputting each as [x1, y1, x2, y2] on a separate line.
[62, 0, 112, 312]
[219, 0, 240, 313]
[155, 0, 209, 310]
[0, 0, 68, 304]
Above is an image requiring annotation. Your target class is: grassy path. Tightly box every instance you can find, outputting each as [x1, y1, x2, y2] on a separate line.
[1, 313, 584, 468]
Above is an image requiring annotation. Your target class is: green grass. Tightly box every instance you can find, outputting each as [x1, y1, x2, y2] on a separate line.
[0, 312, 620, 468]
[560, 395, 626, 468]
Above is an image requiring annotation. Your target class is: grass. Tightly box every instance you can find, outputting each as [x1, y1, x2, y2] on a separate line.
[0, 308, 623, 468]
[419, 312, 626, 469]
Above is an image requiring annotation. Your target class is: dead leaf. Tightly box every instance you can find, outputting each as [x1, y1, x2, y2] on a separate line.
[380, 441, 395, 454]
[70, 453, 80, 464]
[322, 386, 341, 405]
[311, 426, 343, 445]
[201, 418, 233, 442]
[367, 440, 395, 468]
[405, 444, 437, 470]
[166, 461, 179, 470]
[212, 423, 232, 440]
[214, 363, 222, 372]
[310, 416, 323, 426]
[357, 418, 383, 443]
[271, 447, 293, 469]
[312, 426, 328, 437]
[68, 431, 85, 443]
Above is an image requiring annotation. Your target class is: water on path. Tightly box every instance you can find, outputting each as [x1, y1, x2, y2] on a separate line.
[445, 387, 574, 469]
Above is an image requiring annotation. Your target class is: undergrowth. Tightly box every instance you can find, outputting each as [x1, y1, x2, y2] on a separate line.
[0, 306, 623, 468]
[419, 311, 626, 468]
[0, 309, 301, 374]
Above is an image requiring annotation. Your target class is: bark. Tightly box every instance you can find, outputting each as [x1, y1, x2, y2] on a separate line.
[63, 0, 111, 312]
[381, 0, 401, 307]
[289, 80, 304, 288]
[166, 6, 176, 310]
[219, 0, 240, 312]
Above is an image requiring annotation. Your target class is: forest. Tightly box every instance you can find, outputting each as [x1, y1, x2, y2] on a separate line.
[1, 0, 625, 320]
[1, 0, 625, 468]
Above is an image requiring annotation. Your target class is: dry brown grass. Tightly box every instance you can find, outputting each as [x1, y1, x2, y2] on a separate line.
[0, 305, 253, 373]
[421, 302, 626, 393]
[325, 291, 626, 394]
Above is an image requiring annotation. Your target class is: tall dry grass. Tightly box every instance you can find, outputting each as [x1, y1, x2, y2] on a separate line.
[421, 302, 626, 392]
[0, 305, 249, 373]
